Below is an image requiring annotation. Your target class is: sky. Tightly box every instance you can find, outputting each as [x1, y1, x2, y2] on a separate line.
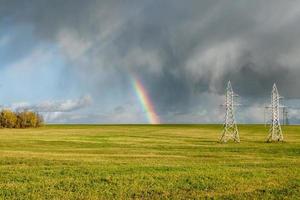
[1, 0, 300, 124]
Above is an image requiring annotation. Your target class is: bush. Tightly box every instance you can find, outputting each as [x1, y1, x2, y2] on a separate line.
[0, 109, 43, 128]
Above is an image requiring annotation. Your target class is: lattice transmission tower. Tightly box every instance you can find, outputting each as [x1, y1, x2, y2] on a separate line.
[266, 83, 284, 142]
[282, 107, 289, 126]
[220, 81, 240, 143]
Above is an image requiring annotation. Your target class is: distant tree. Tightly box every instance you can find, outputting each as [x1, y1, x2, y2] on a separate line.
[0, 109, 44, 128]
[36, 113, 44, 127]
[16, 111, 26, 128]
[0, 109, 17, 128]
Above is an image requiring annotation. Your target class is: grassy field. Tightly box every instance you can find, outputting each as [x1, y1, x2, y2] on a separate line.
[0, 125, 299, 199]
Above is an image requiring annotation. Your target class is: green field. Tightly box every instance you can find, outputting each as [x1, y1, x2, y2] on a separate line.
[0, 125, 299, 199]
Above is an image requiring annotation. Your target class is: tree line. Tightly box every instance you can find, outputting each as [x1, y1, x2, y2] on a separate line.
[0, 109, 44, 128]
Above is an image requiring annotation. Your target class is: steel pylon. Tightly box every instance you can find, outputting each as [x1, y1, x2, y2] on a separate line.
[266, 84, 284, 142]
[220, 81, 240, 143]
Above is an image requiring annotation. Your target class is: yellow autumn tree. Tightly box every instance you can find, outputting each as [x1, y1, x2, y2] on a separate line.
[0, 109, 43, 128]
[0, 109, 17, 128]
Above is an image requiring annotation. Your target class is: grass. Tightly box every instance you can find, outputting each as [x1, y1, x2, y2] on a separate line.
[0, 124, 299, 199]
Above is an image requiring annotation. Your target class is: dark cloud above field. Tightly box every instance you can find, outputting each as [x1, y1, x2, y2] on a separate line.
[1, 0, 300, 123]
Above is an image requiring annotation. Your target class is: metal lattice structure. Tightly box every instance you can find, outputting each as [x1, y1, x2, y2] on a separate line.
[220, 81, 240, 143]
[282, 107, 289, 126]
[266, 83, 284, 142]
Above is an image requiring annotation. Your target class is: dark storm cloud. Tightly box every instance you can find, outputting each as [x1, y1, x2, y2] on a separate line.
[1, 0, 300, 122]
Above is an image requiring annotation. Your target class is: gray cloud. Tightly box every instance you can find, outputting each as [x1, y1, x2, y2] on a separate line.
[11, 95, 92, 112]
[1, 0, 300, 123]
[45, 103, 145, 124]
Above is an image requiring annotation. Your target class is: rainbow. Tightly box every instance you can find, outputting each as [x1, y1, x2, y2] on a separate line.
[132, 76, 160, 124]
